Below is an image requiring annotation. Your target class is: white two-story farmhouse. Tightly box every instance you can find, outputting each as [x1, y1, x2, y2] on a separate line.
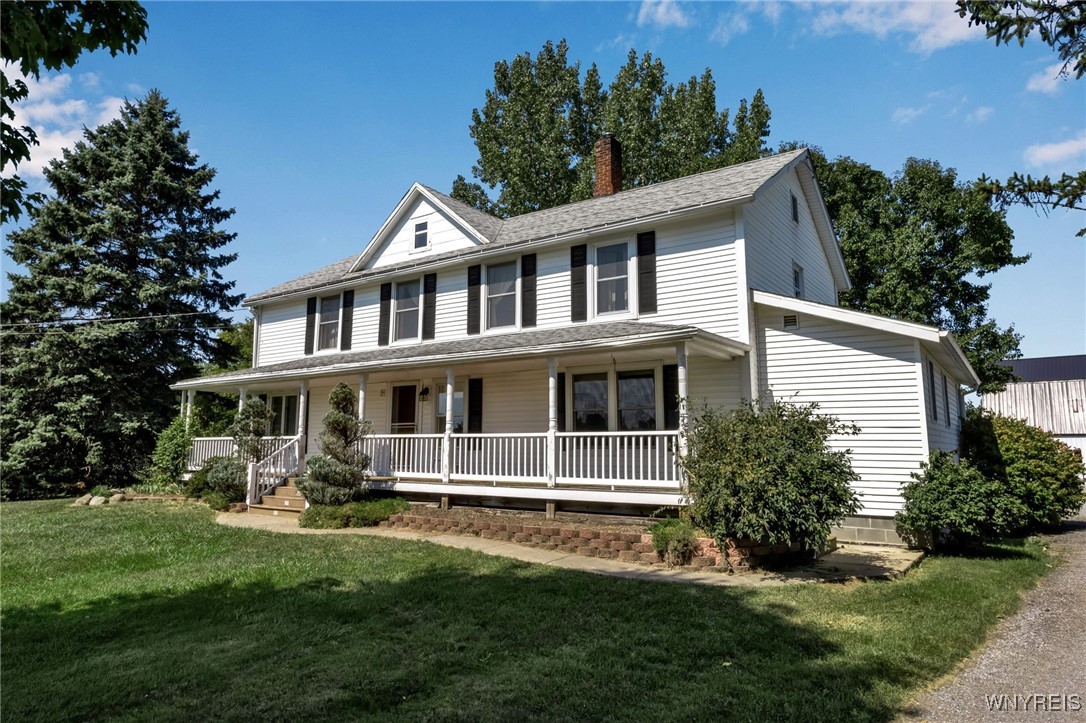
[174, 139, 978, 543]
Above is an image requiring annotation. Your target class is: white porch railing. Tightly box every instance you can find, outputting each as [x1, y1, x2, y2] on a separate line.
[556, 431, 682, 490]
[247, 435, 302, 504]
[187, 436, 296, 471]
[360, 434, 444, 480]
[356, 430, 681, 490]
[450, 433, 548, 483]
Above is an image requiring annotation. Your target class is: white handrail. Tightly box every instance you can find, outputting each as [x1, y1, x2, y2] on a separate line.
[187, 437, 235, 470]
[450, 433, 548, 483]
[556, 431, 682, 489]
[359, 434, 444, 480]
[249, 435, 302, 503]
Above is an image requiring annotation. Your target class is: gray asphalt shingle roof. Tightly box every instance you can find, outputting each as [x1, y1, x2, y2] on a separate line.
[246, 148, 806, 304]
[175, 321, 699, 387]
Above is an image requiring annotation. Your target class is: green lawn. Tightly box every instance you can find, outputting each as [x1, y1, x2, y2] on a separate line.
[1, 500, 1052, 722]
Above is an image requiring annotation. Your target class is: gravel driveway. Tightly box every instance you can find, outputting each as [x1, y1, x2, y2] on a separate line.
[902, 518, 1086, 721]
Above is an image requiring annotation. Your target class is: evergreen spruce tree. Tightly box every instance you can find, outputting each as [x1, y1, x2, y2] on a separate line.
[1, 91, 241, 498]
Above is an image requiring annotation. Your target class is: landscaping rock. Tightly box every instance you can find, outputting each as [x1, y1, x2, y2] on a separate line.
[109, 493, 126, 504]
[74, 494, 92, 506]
[89, 496, 107, 506]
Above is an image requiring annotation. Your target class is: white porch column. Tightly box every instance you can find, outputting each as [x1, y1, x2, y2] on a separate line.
[184, 389, 195, 432]
[298, 381, 309, 473]
[546, 357, 558, 487]
[676, 342, 689, 457]
[357, 374, 368, 420]
[238, 386, 247, 412]
[441, 368, 454, 483]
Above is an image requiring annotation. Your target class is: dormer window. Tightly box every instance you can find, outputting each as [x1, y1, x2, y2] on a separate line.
[414, 222, 428, 250]
[318, 295, 341, 350]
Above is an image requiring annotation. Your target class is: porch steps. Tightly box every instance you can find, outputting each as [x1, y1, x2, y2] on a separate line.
[248, 478, 306, 518]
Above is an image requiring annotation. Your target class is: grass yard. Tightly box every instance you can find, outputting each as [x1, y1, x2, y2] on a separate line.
[1, 500, 1052, 722]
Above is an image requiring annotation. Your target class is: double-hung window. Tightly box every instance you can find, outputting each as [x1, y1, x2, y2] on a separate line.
[596, 242, 629, 314]
[269, 395, 299, 436]
[395, 280, 420, 341]
[572, 372, 609, 431]
[318, 295, 341, 350]
[571, 368, 660, 431]
[486, 261, 517, 329]
[437, 383, 465, 433]
[617, 370, 656, 431]
[414, 222, 428, 249]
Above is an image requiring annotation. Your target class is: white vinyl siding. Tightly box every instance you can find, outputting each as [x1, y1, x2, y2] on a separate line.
[256, 299, 308, 366]
[756, 305, 928, 516]
[687, 355, 743, 412]
[368, 198, 480, 270]
[482, 369, 550, 433]
[650, 213, 741, 339]
[744, 169, 837, 305]
[923, 354, 963, 454]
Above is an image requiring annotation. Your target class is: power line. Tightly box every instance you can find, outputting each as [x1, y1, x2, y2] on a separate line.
[3, 326, 237, 336]
[0, 310, 247, 329]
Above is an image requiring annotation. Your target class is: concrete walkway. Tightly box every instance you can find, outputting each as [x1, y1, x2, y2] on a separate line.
[217, 512, 922, 587]
[902, 518, 1086, 721]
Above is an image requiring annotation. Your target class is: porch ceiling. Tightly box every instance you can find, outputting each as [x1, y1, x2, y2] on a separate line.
[171, 321, 748, 391]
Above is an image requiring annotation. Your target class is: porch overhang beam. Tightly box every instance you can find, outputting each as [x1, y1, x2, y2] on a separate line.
[169, 328, 749, 393]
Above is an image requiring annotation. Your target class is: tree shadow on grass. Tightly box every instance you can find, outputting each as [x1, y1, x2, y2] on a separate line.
[4, 563, 927, 722]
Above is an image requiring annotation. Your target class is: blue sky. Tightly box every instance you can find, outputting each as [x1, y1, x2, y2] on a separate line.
[4, 0, 1084, 359]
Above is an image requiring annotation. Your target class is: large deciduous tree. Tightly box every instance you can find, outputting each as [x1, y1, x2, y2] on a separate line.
[453, 41, 772, 218]
[1, 91, 242, 498]
[808, 148, 1027, 392]
[956, 0, 1085, 234]
[1, 0, 148, 224]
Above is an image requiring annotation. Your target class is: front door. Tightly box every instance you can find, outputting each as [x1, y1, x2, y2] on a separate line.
[391, 384, 417, 434]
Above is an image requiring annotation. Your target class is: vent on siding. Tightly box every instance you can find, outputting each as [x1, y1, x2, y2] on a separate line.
[783, 314, 799, 330]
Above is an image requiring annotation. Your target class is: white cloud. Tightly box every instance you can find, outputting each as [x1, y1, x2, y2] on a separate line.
[711, 11, 751, 46]
[8, 70, 127, 179]
[892, 105, 929, 125]
[810, 1, 982, 54]
[1024, 131, 1086, 170]
[637, 0, 692, 29]
[965, 106, 994, 124]
[1026, 61, 1069, 94]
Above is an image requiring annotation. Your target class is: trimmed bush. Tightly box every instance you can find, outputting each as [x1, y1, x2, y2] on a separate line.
[298, 497, 410, 529]
[895, 451, 1025, 548]
[681, 400, 861, 554]
[961, 408, 1086, 530]
[296, 383, 371, 506]
[649, 518, 698, 567]
[230, 398, 274, 463]
[202, 491, 232, 512]
[186, 456, 246, 505]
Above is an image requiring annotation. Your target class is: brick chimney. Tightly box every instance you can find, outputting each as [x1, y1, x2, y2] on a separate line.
[593, 134, 622, 197]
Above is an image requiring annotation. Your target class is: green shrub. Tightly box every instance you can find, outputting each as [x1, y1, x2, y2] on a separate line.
[296, 383, 371, 506]
[895, 451, 1025, 548]
[650, 518, 698, 566]
[298, 497, 410, 529]
[202, 491, 232, 511]
[681, 400, 861, 553]
[89, 484, 114, 498]
[142, 416, 192, 489]
[185, 456, 247, 504]
[230, 398, 274, 463]
[961, 408, 1086, 530]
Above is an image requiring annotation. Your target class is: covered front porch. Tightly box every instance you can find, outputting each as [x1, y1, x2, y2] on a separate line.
[174, 322, 749, 511]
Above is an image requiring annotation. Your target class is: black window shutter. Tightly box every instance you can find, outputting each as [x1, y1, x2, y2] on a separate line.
[557, 372, 566, 432]
[422, 273, 437, 340]
[467, 265, 481, 335]
[340, 290, 354, 351]
[378, 283, 392, 347]
[570, 244, 587, 322]
[663, 364, 679, 430]
[521, 254, 537, 328]
[467, 378, 483, 433]
[637, 231, 657, 314]
[304, 297, 317, 355]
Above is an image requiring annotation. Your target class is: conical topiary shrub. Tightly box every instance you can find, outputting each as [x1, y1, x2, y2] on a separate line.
[297, 383, 372, 505]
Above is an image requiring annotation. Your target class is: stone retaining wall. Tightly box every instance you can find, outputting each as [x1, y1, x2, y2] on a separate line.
[381, 513, 812, 569]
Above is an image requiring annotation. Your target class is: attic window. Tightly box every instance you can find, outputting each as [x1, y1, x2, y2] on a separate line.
[414, 222, 428, 249]
[783, 314, 799, 330]
[791, 192, 799, 223]
[792, 263, 805, 299]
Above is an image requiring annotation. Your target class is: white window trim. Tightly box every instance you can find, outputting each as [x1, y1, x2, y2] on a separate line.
[391, 277, 424, 345]
[589, 239, 639, 321]
[410, 220, 431, 254]
[792, 262, 805, 300]
[314, 292, 345, 355]
[564, 362, 663, 432]
[481, 258, 521, 334]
